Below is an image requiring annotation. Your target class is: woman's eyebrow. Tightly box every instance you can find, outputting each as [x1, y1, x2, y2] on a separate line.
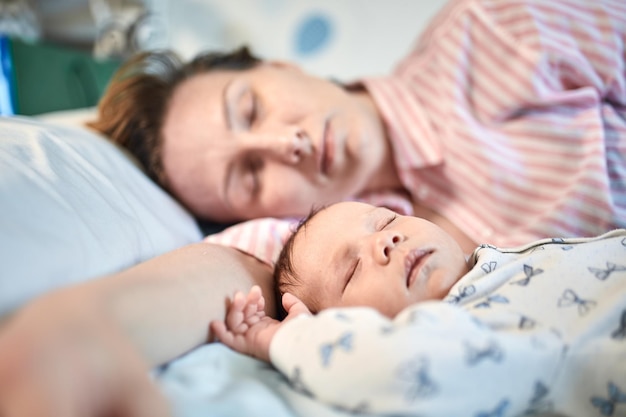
[222, 79, 234, 130]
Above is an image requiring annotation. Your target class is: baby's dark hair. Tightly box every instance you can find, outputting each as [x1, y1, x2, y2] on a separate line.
[273, 206, 327, 319]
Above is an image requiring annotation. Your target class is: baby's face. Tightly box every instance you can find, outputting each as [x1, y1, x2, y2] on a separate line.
[291, 202, 469, 317]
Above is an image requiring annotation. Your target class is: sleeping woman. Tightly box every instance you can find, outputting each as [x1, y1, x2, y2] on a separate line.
[89, 0, 626, 266]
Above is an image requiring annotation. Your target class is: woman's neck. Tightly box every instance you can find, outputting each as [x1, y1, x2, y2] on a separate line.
[352, 88, 404, 194]
[362, 150, 404, 193]
[349, 87, 475, 254]
[412, 202, 477, 255]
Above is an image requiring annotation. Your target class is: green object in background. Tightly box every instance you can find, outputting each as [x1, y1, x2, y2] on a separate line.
[7, 38, 121, 115]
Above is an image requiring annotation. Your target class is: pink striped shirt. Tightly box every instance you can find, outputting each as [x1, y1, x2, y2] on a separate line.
[206, 0, 626, 266]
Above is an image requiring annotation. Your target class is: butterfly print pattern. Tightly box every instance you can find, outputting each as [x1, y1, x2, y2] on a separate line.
[465, 340, 504, 365]
[319, 332, 353, 367]
[510, 264, 544, 286]
[611, 310, 626, 340]
[557, 289, 597, 316]
[591, 381, 626, 416]
[397, 357, 438, 401]
[589, 262, 626, 281]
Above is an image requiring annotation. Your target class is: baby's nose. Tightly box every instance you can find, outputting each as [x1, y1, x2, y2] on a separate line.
[374, 231, 402, 264]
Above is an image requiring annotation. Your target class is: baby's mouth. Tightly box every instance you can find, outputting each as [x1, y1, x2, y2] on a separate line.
[405, 249, 433, 288]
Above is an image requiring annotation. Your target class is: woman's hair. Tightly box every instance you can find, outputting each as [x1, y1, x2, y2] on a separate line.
[87, 46, 261, 188]
[273, 206, 327, 319]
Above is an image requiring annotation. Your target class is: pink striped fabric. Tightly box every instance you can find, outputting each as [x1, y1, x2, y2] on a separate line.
[363, 0, 626, 246]
[204, 217, 298, 266]
[206, 0, 625, 266]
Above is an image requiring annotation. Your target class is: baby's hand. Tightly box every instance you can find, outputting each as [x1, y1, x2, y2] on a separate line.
[211, 286, 311, 362]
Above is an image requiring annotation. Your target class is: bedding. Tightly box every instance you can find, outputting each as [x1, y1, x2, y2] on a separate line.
[156, 343, 348, 417]
[0, 116, 203, 316]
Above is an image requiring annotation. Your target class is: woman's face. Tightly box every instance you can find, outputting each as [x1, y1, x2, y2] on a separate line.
[161, 62, 392, 222]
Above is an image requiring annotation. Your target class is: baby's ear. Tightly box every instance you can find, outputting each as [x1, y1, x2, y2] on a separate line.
[274, 292, 288, 320]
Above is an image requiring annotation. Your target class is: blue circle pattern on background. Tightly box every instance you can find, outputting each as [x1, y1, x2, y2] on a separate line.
[294, 13, 333, 57]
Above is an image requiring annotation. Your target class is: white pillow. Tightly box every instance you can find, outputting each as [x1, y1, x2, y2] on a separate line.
[0, 116, 203, 315]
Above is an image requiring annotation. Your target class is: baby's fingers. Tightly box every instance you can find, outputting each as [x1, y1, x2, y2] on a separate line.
[243, 305, 261, 325]
[225, 292, 249, 333]
[246, 285, 262, 303]
[256, 293, 266, 314]
[211, 320, 239, 348]
[249, 285, 266, 313]
[243, 286, 266, 323]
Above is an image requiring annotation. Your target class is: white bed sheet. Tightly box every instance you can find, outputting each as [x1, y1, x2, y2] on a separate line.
[157, 343, 356, 417]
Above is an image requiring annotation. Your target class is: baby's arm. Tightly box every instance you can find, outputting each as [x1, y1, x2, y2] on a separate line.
[210, 286, 311, 362]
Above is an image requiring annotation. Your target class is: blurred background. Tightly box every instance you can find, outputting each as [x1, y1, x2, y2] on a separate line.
[0, 0, 448, 115]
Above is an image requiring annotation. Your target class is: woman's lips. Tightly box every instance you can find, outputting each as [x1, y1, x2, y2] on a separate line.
[320, 119, 334, 175]
[405, 249, 432, 288]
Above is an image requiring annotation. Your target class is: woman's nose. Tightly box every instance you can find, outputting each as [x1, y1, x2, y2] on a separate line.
[371, 231, 402, 265]
[247, 126, 312, 164]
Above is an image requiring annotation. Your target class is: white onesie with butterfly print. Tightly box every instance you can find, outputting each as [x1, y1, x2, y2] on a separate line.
[270, 230, 626, 417]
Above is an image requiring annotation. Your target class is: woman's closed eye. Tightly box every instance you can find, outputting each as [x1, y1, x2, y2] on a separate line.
[240, 89, 257, 128]
[243, 156, 263, 197]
